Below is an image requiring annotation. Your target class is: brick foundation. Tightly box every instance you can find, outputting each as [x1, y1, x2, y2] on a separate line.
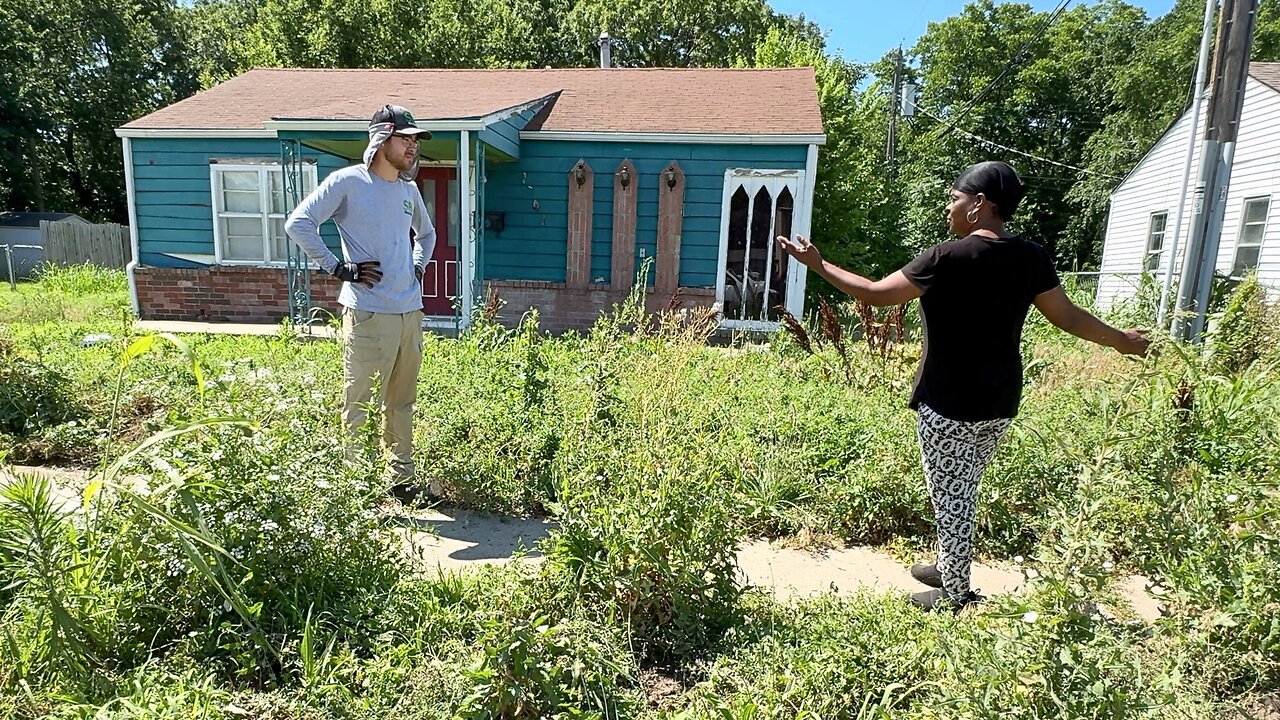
[487, 280, 716, 335]
[135, 265, 344, 323]
[135, 266, 718, 333]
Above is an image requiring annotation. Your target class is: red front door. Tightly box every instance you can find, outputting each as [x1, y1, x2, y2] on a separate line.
[416, 167, 458, 316]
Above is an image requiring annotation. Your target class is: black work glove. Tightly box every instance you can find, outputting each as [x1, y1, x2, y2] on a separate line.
[414, 264, 425, 282]
[332, 261, 382, 288]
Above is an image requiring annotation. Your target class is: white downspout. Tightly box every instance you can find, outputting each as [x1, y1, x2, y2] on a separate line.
[121, 136, 141, 317]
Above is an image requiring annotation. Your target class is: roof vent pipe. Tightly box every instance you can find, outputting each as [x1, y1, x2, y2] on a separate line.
[599, 32, 612, 69]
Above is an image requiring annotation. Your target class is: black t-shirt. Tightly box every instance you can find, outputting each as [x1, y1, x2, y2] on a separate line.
[901, 234, 1060, 421]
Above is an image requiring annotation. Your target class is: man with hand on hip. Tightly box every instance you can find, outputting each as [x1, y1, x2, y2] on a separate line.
[285, 104, 437, 502]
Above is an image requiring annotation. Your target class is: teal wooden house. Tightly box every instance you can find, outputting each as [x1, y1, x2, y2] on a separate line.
[115, 67, 825, 333]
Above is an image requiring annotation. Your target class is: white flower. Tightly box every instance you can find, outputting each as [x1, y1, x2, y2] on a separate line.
[1013, 555, 1024, 564]
[67, 420, 77, 428]
[260, 520, 279, 533]
[1022, 611, 1039, 624]
[1102, 561, 1114, 571]
[222, 599, 232, 612]
[1226, 494, 1240, 504]
[210, 450, 223, 461]
[315, 480, 331, 490]
[267, 474, 281, 482]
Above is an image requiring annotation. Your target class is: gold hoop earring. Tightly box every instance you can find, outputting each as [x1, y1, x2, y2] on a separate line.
[965, 208, 978, 224]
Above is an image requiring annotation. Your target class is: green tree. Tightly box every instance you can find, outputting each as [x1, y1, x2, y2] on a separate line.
[563, 0, 775, 67]
[1071, 0, 1280, 267]
[899, 0, 1147, 268]
[749, 24, 914, 291]
[0, 0, 197, 222]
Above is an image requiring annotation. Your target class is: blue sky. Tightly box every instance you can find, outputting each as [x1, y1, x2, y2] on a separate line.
[768, 0, 1179, 64]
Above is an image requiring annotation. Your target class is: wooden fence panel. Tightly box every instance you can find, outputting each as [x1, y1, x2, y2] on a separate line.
[40, 221, 131, 268]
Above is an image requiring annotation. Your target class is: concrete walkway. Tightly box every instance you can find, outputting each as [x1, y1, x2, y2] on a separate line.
[2, 464, 1164, 621]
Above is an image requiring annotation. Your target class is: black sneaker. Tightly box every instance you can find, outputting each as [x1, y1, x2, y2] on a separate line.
[910, 562, 943, 588]
[910, 588, 984, 613]
[389, 481, 442, 508]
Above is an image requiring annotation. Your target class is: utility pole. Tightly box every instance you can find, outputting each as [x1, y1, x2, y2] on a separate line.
[886, 47, 903, 173]
[1173, 0, 1259, 342]
[1157, 0, 1216, 329]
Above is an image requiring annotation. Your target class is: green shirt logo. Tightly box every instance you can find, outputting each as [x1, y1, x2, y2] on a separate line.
[403, 200, 413, 215]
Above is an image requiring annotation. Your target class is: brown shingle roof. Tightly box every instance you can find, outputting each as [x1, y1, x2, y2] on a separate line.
[1251, 62, 1280, 94]
[120, 67, 824, 136]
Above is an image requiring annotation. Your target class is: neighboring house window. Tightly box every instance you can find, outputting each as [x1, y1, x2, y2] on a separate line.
[1232, 196, 1271, 276]
[211, 163, 317, 264]
[718, 169, 802, 325]
[1144, 211, 1168, 272]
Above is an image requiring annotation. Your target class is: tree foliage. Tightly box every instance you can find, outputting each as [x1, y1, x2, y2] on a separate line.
[2, 0, 1279, 282]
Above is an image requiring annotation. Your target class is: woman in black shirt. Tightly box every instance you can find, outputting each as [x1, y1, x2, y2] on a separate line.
[777, 161, 1150, 611]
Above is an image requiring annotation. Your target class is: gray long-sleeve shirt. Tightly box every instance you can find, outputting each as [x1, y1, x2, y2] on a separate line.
[284, 164, 436, 314]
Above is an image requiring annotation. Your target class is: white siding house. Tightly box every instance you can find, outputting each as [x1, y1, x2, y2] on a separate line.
[1097, 62, 1280, 311]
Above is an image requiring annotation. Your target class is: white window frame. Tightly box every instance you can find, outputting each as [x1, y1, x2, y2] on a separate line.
[210, 161, 318, 266]
[1143, 211, 1168, 273]
[715, 167, 806, 331]
[1231, 195, 1271, 276]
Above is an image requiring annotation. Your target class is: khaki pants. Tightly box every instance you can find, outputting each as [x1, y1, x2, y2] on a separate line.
[341, 308, 424, 481]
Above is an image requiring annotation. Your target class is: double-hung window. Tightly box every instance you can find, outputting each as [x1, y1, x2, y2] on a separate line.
[211, 161, 317, 264]
[1231, 196, 1271, 276]
[1144, 211, 1168, 272]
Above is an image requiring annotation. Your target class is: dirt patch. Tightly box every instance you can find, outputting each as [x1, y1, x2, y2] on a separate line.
[639, 668, 686, 710]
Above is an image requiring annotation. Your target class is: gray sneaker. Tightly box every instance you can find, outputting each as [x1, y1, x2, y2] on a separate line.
[910, 588, 983, 613]
[910, 562, 943, 588]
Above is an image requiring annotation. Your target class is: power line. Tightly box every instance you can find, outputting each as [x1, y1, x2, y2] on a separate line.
[912, 104, 1120, 179]
[925, 0, 1075, 142]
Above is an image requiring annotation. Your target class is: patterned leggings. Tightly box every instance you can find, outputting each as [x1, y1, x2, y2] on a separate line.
[916, 403, 1011, 596]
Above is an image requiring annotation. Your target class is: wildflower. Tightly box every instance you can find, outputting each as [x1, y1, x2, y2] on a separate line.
[210, 450, 224, 461]
[1022, 611, 1039, 624]
[67, 420, 77, 428]
[315, 480, 331, 490]
[1226, 494, 1240, 504]
[260, 520, 279, 533]
[1102, 561, 1114, 571]
[1013, 555, 1024, 564]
